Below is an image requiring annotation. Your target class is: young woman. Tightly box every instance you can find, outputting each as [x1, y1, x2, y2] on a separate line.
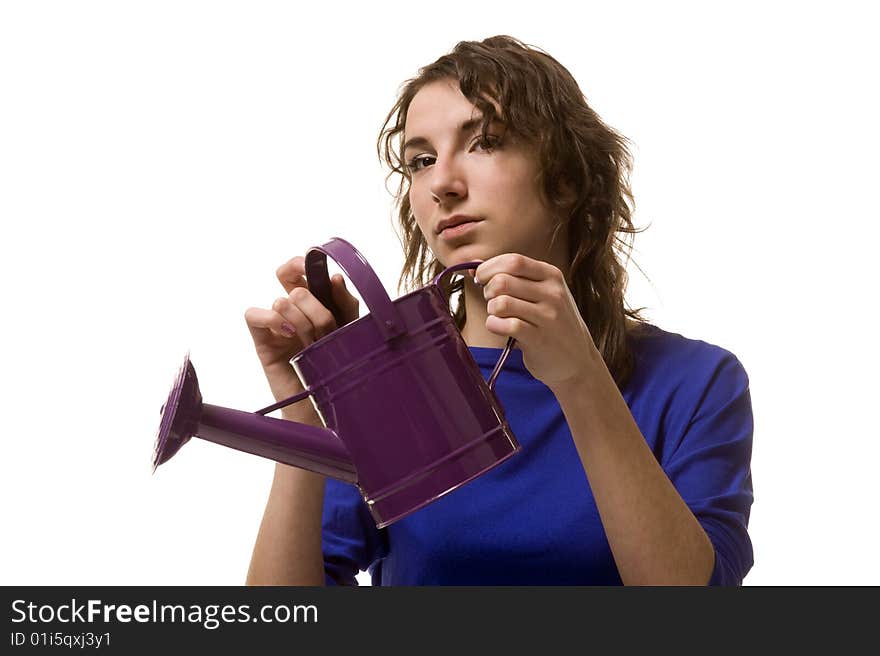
[244, 35, 754, 586]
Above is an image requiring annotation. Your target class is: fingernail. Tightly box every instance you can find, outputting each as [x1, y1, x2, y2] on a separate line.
[281, 322, 296, 336]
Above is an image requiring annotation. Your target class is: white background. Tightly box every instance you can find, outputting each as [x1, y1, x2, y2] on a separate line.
[1, 1, 877, 586]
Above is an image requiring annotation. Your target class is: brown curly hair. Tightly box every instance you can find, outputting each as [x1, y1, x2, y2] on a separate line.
[377, 35, 651, 389]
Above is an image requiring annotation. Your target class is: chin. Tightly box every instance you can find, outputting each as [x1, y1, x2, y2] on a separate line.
[448, 249, 488, 266]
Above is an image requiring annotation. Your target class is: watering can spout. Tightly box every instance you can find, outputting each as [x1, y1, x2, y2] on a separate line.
[196, 404, 357, 482]
[152, 354, 358, 483]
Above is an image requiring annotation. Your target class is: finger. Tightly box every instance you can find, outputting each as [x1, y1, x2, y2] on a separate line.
[285, 287, 339, 342]
[244, 306, 297, 340]
[330, 274, 360, 322]
[475, 254, 549, 286]
[486, 295, 542, 326]
[276, 256, 308, 295]
[271, 295, 312, 342]
[481, 274, 545, 303]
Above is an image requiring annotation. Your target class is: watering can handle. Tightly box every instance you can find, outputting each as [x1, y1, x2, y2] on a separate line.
[255, 238, 403, 417]
[304, 237, 406, 342]
[432, 262, 517, 392]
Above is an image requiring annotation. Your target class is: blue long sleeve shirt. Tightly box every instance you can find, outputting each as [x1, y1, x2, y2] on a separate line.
[321, 323, 755, 585]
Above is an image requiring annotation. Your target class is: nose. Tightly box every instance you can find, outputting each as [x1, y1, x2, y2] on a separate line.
[429, 153, 467, 203]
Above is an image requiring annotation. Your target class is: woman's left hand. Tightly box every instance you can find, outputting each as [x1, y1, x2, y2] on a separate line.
[474, 253, 602, 390]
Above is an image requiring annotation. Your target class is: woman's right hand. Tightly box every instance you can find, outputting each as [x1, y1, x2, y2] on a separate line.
[244, 255, 360, 393]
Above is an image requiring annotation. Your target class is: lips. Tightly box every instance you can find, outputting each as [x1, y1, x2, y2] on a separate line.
[436, 215, 482, 234]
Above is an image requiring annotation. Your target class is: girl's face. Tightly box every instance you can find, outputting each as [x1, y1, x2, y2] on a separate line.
[404, 79, 564, 269]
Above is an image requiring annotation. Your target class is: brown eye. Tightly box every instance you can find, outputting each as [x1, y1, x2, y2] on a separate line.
[472, 135, 501, 152]
[406, 155, 435, 172]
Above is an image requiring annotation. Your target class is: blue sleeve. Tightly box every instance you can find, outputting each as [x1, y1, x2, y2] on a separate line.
[662, 351, 755, 586]
[321, 478, 388, 586]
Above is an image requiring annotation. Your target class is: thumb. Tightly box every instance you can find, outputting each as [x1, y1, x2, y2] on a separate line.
[330, 274, 360, 319]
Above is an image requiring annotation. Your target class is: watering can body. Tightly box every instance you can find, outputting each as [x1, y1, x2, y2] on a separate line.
[154, 237, 520, 528]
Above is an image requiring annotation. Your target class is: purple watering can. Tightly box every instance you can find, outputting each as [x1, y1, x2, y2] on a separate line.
[153, 237, 521, 528]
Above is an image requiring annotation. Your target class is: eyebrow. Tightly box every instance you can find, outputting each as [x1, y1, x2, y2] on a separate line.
[403, 116, 502, 153]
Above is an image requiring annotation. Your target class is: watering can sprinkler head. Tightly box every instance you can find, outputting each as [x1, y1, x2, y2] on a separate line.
[152, 351, 198, 474]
